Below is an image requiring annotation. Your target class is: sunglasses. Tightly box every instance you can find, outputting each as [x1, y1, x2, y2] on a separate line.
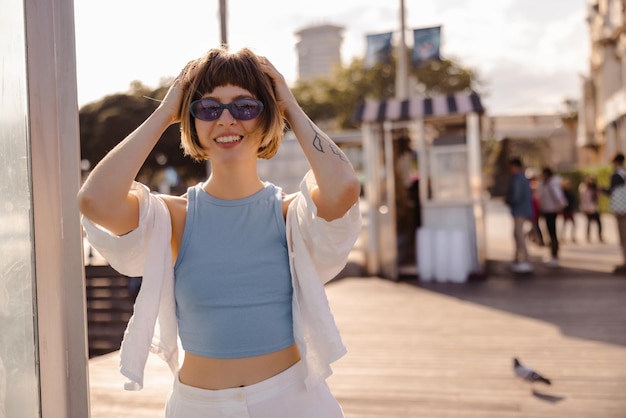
[190, 98, 264, 121]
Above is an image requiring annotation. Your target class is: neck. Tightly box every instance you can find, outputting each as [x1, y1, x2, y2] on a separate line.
[203, 160, 264, 200]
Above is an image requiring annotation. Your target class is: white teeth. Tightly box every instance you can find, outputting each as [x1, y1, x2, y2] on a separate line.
[215, 135, 242, 143]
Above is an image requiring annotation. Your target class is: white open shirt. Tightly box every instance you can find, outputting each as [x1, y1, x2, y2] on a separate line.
[82, 171, 361, 391]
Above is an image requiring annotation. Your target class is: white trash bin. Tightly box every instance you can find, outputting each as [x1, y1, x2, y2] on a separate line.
[417, 227, 434, 282]
[417, 227, 471, 283]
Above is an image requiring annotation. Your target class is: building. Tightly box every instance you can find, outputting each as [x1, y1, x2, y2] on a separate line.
[482, 114, 578, 197]
[485, 114, 578, 171]
[295, 24, 344, 80]
[580, 0, 626, 164]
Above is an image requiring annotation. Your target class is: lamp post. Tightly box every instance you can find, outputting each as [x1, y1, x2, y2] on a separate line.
[219, 0, 228, 48]
[208, 0, 228, 177]
[395, 0, 409, 100]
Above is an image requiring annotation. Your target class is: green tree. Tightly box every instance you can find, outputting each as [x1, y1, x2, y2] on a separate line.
[79, 81, 206, 191]
[292, 53, 482, 130]
[412, 58, 479, 95]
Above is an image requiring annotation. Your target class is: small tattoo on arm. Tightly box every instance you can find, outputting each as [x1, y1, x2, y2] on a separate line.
[309, 121, 347, 162]
[330, 143, 347, 162]
[312, 130, 324, 153]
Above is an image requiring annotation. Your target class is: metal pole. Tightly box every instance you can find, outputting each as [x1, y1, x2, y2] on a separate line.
[219, 0, 228, 48]
[208, 0, 229, 177]
[396, 0, 409, 99]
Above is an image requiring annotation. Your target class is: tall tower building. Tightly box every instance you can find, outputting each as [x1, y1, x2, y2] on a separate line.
[295, 24, 344, 81]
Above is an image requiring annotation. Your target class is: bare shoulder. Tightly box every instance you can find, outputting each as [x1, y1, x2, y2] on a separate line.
[159, 193, 188, 214]
[159, 194, 188, 242]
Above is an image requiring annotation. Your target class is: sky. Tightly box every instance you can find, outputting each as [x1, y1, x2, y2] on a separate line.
[73, 0, 590, 116]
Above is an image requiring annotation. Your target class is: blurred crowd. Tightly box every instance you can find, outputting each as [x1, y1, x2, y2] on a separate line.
[505, 152, 626, 274]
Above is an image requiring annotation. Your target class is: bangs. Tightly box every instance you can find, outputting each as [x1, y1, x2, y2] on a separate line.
[195, 50, 266, 101]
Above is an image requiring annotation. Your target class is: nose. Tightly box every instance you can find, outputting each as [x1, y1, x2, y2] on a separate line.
[217, 108, 236, 125]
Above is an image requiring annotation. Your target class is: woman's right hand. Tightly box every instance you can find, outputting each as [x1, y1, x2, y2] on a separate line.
[258, 56, 300, 119]
[158, 59, 202, 125]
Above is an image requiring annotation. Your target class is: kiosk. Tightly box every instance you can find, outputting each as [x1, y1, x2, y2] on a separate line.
[355, 92, 486, 281]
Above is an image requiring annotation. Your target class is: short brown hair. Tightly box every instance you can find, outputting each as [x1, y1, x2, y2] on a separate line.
[179, 47, 285, 161]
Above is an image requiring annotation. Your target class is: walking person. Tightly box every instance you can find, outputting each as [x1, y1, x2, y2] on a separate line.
[505, 157, 534, 273]
[527, 176, 545, 246]
[604, 152, 626, 274]
[78, 46, 361, 417]
[537, 167, 567, 267]
[560, 177, 577, 243]
[578, 175, 603, 243]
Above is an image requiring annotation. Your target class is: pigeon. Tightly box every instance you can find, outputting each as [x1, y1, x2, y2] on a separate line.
[513, 357, 551, 385]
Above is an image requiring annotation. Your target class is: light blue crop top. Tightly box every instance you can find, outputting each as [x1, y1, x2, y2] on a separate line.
[174, 182, 294, 359]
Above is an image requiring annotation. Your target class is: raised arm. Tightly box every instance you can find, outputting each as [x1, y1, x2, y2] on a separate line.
[260, 59, 360, 221]
[77, 61, 197, 235]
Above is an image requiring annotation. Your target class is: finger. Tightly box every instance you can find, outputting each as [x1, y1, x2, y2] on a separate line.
[258, 56, 276, 71]
[178, 59, 202, 82]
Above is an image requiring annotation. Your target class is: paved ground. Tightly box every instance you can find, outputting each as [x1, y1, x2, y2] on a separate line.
[88, 200, 626, 417]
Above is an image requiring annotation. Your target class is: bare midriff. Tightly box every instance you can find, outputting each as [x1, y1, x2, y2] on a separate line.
[177, 343, 301, 390]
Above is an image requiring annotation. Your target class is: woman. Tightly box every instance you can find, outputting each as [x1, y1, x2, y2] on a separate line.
[78, 47, 361, 417]
[604, 152, 626, 273]
[578, 175, 603, 243]
[527, 176, 545, 246]
[537, 167, 567, 267]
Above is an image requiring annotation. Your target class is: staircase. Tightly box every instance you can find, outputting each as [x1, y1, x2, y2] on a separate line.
[84, 265, 138, 358]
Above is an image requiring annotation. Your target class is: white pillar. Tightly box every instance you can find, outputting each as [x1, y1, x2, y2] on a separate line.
[25, 0, 91, 415]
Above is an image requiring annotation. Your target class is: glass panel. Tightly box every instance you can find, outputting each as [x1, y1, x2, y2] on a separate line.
[0, 0, 42, 416]
[430, 146, 470, 201]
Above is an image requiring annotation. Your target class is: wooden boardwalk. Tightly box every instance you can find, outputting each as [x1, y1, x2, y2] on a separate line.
[89, 202, 626, 417]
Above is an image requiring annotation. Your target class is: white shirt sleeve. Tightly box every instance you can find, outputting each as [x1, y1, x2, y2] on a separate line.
[293, 171, 362, 284]
[81, 182, 155, 277]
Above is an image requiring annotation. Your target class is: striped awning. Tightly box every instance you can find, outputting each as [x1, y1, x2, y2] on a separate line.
[353, 92, 484, 123]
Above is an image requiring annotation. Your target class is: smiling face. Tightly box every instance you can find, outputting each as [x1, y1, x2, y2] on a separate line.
[179, 47, 286, 162]
[193, 84, 263, 165]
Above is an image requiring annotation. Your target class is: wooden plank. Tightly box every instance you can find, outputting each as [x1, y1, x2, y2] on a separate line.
[325, 277, 626, 418]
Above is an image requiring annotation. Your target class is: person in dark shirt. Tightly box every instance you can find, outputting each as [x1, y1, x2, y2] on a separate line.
[505, 157, 533, 273]
[560, 177, 577, 243]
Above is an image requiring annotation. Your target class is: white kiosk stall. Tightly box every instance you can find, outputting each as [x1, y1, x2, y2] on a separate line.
[355, 92, 487, 282]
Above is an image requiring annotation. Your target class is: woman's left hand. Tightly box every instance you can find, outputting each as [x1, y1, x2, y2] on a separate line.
[259, 56, 299, 118]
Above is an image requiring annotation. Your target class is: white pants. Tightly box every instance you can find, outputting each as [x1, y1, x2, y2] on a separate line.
[165, 361, 344, 418]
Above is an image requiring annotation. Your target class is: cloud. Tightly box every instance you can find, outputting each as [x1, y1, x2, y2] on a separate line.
[73, 0, 589, 115]
[483, 60, 581, 114]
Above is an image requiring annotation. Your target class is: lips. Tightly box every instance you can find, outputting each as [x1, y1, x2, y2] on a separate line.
[214, 135, 243, 144]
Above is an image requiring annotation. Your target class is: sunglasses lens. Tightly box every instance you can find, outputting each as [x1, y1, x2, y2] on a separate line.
[190, 98, 264, 121]
[230, 98, 263, 120]
[191, 99, 221, 121]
